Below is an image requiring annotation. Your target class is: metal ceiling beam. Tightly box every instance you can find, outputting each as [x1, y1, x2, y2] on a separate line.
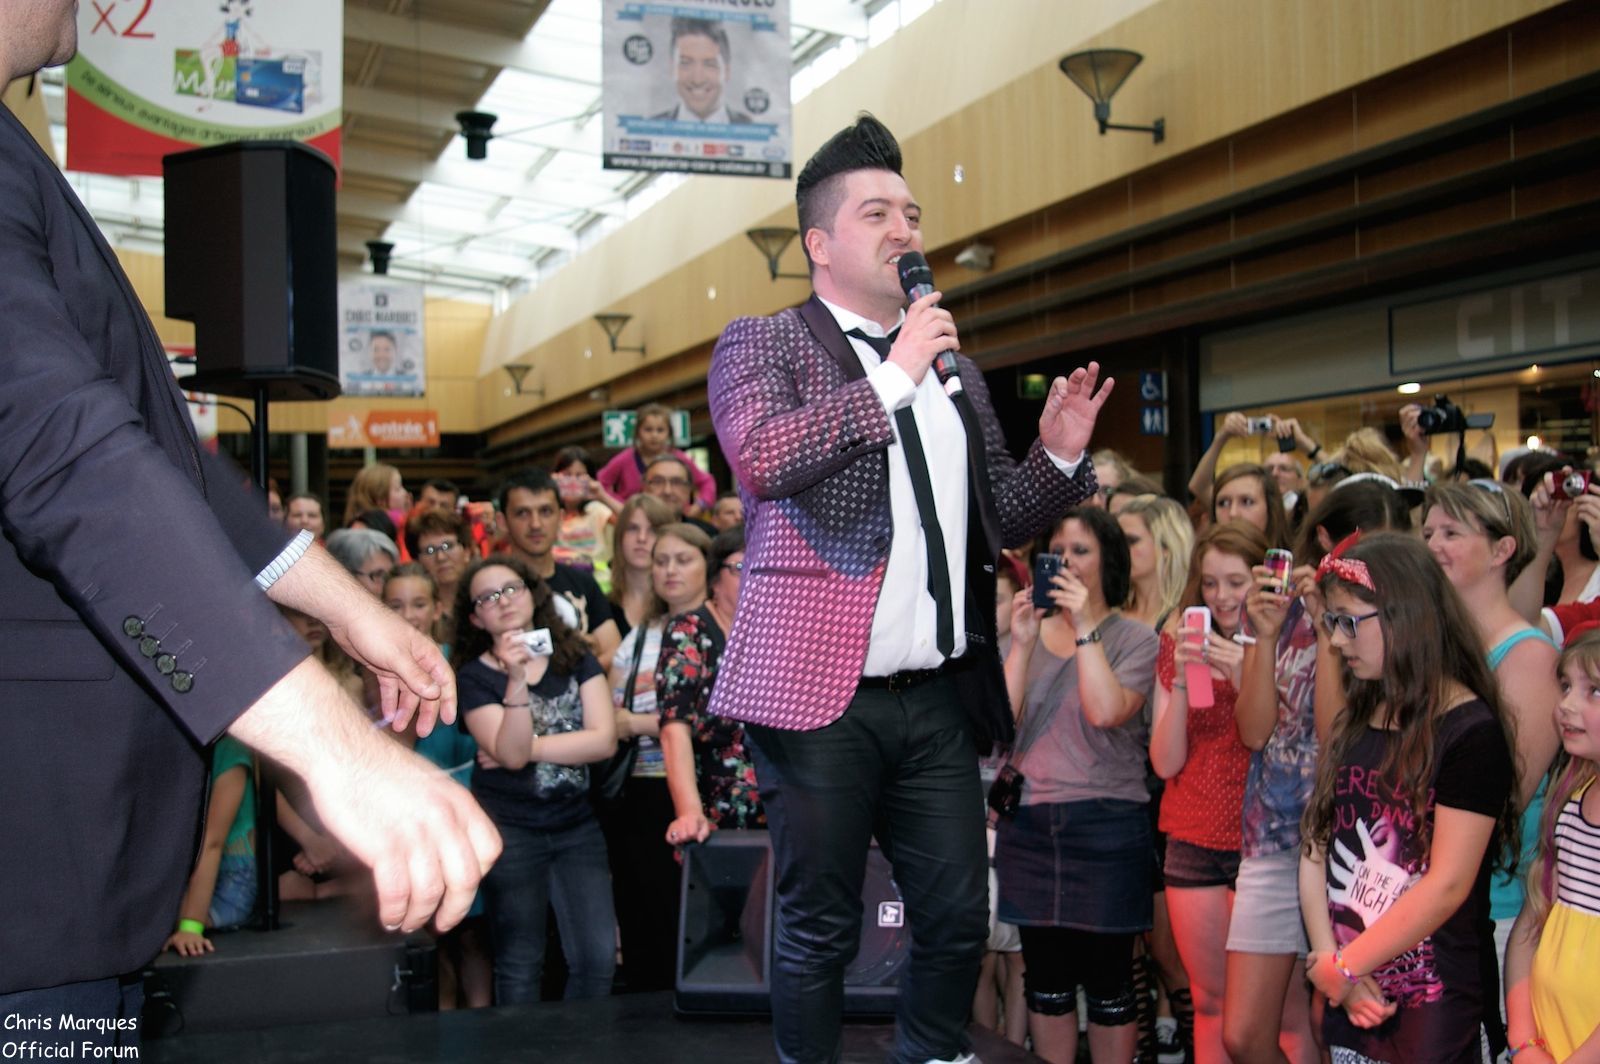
[341, 145, 627, 216]
[344, 8, 598, 85]
[337, 190, 580, 252]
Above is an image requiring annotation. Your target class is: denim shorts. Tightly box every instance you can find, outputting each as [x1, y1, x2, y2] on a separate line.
[1162, 838, 1240, 890]
[208, 852, 258, 929]
[995, 798, 1153, 934]
[1225, 848, 1310, 955]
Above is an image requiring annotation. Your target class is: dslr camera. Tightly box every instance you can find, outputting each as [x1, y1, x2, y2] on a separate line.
[1416, 394, 1495, 435]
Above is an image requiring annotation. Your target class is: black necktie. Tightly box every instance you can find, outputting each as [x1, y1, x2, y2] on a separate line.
[848, 328, 955, 657]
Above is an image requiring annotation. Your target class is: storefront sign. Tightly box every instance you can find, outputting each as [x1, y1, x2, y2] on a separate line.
[66, 0, 342, 177]
[601, 0, 792, 179]
[328, 410, 439, 450]
[1391, 266, 1600, 375]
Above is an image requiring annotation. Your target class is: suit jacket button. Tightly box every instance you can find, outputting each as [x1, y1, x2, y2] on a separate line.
[122, 617, 144, 638]
[171, 671, 194, 694]
[140, 636, 160, 658]
[156, 653, 177, 676]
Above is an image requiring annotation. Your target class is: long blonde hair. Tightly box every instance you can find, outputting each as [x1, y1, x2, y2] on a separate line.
[1119, 494, 1194, 625]
[345, 463, 401, 525]
[1526, 633, 1600, 925]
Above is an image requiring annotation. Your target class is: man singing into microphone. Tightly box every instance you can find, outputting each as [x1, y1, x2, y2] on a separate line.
[707, 114, 1112, 1064]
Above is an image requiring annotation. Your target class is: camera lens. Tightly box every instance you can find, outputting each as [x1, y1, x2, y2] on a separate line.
[1565, 472, 1588, 498]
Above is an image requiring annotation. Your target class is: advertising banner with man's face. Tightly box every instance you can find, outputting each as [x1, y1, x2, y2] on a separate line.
[601, 0, 792, 179]
[338, 281, 426, 398]
[66, 0, 341, 177]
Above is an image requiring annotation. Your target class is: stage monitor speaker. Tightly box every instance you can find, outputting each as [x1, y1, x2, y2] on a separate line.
[674, 829, 908, 1017]
[163, 140, 341, 401]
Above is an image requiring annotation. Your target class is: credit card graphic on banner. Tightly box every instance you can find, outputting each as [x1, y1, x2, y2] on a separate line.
[67, 1, 341, 177]
[602, 0, 792, 179]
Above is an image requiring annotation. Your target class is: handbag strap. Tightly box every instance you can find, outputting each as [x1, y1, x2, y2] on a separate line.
[619, 621, 651, 713]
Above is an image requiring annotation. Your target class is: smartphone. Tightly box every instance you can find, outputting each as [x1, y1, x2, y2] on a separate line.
[1181, 606, 1215, 708]
[1032, 553, 1062, 609]
[1264, 548, 1294, 595]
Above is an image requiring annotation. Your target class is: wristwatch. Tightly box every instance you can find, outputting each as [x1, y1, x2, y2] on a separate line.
[1075, 629, 1103, 647]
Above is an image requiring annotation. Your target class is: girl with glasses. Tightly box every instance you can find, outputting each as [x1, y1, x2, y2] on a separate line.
[1299, 533, 1519, 1062]
[451, 555, 618, 1004]
[1223, 481, 1412, 1064]
[1422, 483, 1562, 995]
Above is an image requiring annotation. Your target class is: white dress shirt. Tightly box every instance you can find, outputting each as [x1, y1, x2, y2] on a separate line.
[817, 298, 1081, 675]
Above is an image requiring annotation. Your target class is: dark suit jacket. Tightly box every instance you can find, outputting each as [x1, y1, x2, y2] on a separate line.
[0, 104, 309, 992]
[706, 296, 1096, 746]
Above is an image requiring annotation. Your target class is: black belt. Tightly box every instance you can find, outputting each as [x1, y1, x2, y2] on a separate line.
[859, 656, 973, 694]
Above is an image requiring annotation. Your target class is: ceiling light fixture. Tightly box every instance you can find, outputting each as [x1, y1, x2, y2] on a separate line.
[594, 313, 646, 359]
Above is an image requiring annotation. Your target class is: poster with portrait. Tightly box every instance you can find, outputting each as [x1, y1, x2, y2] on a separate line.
[601, 0, 792, 179]
[338, 281, 426, 398]
[66, 0, 341, 177]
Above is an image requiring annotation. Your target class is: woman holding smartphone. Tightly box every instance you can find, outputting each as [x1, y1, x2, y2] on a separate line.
[995, 507, 1160, 1064]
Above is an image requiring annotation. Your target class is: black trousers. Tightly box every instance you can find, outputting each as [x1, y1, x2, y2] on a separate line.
[596, 776, 682, 992]
[747, 676, 988, 1064]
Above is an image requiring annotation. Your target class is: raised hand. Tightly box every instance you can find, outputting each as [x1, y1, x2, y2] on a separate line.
[1039, 362, 1114, 461]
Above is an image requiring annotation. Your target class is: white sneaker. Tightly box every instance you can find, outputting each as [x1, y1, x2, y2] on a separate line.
[1155, 1016, 1184, 1064]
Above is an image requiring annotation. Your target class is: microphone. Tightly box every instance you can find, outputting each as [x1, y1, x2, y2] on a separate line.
[895, 251, 963, 396]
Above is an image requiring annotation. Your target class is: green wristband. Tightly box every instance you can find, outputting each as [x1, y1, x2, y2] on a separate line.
[178, 918, 206, 936]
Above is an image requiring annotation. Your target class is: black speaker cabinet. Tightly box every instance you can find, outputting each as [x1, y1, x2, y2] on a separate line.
[674, 829, 908, 1016]
[163, 140, 340, 401]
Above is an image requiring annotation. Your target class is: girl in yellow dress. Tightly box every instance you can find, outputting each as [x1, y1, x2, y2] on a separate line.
[1505, 630, 1600, 1062]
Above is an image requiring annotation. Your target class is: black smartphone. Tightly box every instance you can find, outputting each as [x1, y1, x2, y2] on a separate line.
[1032, 553, 1062, 609]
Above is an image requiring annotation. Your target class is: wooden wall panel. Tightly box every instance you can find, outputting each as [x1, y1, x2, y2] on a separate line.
[1357, 134, 1512, 201]
[1510, 1, 1600, 95]
[1358, 190, 1515, 254]
[1353, 34, 1511, 149]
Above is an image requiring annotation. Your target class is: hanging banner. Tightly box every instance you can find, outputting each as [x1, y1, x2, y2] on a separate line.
[66, 0, 342, 177]
[338, 280, 427, 398]
[602, 0, 792, 179]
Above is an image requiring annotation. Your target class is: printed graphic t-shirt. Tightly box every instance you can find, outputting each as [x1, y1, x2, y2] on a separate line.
[1322, 698, 1512, 1063]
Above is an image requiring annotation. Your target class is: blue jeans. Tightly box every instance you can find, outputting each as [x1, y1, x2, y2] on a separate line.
[482, 815, 616, 1004]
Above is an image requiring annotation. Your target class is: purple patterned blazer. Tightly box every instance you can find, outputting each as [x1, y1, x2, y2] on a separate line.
[706, 296, 1097, 740]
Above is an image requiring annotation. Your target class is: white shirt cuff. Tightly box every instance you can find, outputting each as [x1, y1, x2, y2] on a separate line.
[255, 529, 314, 591]
[1045, 448, 1084, 478]
[868, 361, 916, 413]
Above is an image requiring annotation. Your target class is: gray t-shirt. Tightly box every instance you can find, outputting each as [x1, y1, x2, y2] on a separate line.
[1016, 614, 1159, 806]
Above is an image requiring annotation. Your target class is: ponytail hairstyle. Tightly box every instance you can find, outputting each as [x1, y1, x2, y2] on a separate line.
[1300, 533, 1518, 866]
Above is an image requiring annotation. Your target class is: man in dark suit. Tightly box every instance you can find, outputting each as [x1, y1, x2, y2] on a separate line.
[650, 17, 753, 125]
[706, 114, 1112, 1063]
[0, 8, 498, 1042]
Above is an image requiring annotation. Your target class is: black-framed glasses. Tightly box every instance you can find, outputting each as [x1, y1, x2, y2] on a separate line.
[720, 560, 745, 574]
[471, 580, 527, 610]
[1320, 609, 1380, 639]
[421, 540, 461, 557]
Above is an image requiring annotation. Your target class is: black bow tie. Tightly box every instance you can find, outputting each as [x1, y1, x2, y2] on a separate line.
[846, 327, 899, 360]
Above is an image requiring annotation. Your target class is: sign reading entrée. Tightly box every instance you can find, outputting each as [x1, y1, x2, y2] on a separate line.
[329, 411, 439, 450]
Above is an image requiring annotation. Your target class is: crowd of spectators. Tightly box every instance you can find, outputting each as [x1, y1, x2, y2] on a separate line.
[178, 402, 1600, 1064]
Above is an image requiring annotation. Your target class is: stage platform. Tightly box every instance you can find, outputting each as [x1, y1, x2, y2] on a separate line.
[143, 991, 1042, 1063]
